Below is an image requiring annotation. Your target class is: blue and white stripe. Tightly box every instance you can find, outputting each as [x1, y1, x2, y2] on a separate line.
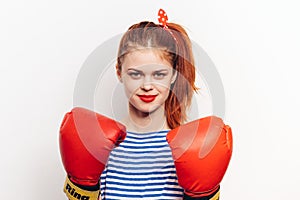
[100, 130, 183, 199]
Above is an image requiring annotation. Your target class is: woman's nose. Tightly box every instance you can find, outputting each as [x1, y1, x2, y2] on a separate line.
[141, 77, 154, 91]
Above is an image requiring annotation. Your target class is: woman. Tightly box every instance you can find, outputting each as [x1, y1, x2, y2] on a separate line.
[59, 9, 232, 200]
[99, 16, 198, 199]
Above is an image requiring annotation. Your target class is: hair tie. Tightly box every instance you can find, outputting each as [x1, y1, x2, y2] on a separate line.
[158, 8, 177, 42]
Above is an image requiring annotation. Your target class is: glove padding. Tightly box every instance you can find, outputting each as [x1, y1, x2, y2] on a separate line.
[59, 107, 126, 200]
[166, 116, 232, 198]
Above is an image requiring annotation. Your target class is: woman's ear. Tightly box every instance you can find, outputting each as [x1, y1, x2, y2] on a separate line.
[116, 65, 123, 83]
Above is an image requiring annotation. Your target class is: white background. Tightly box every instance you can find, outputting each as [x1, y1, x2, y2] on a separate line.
[1, 0, 300, 199]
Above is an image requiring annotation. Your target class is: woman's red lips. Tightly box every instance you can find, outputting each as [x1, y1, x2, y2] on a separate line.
[138, 95, 157, 103]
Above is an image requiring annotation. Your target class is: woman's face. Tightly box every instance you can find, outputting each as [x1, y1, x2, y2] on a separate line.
[118, 49, 177, 114]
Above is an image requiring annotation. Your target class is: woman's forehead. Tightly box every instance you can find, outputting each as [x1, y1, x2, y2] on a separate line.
[122, 49, 172, 69]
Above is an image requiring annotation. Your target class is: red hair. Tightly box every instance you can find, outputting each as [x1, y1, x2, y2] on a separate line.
[116, 21, 197, 129]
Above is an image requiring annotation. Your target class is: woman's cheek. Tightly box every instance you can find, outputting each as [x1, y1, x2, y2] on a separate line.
[123, 79, 142, 98]
[155, 79, 173, 91]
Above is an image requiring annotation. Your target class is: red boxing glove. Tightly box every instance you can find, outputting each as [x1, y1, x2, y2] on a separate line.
[166, 116, 232, 199]
[59, 107, 126, 200]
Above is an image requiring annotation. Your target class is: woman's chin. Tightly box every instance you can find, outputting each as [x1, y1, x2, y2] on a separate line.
[130, 103, 163, 115]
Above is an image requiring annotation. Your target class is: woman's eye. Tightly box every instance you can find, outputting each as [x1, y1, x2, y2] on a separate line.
[128, 72, 142, 79]
[153, 72, 167, 79]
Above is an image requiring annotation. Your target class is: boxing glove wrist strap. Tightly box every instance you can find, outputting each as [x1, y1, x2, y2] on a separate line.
[63, 176, 100, 200]
[183, 186, 220, 200]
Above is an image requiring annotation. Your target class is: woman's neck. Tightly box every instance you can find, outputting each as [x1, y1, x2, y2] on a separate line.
[121, 104, 170, 133]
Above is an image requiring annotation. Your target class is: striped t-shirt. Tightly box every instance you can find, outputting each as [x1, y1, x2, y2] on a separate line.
[100, 130, 183, 199]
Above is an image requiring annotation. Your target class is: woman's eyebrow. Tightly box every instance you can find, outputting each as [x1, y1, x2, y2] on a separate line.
[127, 68, 143, 72]
[126, 68, 170, 73]
[154, 69, 169, 73]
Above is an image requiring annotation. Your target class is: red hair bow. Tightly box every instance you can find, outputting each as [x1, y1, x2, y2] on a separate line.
[158, 8, 169, 27]
[157, 8, 177, 42]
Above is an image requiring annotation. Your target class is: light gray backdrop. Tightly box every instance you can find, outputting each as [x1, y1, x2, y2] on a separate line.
[1, 0, 299, 199]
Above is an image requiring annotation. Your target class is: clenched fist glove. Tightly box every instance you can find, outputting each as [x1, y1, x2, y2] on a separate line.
[59, 107, 126, 200]
[167, 116, 232, 200]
